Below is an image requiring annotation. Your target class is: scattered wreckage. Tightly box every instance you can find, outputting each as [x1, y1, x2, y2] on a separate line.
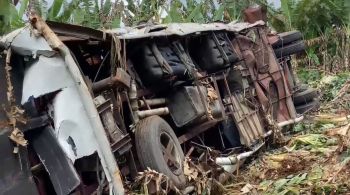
[0, 7, 319, 195]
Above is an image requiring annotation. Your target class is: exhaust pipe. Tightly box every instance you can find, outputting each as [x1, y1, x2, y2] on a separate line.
[215, 130, 272, 172]
[277, 115, 304, 127]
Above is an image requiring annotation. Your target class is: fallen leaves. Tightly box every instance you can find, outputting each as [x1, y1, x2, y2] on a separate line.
[240, 183, 255, 194]
[221, 73, 350, 194]
[225, 113, 350, 194]
[133, 168, 180, 195]
[132, 112, 350, 194]
[325, 123, 350, 137]
[314, 114, 350, 125]
[261, 150, 315, 179]
[288, 134, 337, 150]
[133, 157, 227, 195]
[184, 157, 226, 195]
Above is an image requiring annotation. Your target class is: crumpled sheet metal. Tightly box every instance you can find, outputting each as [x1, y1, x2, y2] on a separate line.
[22, 55, 99, 162]
[0, 26, 56, 57]
[21, 55, 75, 104]
[1, 28, 100, 162]
[107, 21, 265, 39]
[52, 87, 99, 161]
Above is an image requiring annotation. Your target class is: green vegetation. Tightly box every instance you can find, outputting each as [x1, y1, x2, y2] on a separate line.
[227, 118, 350, 194]
[1, 1, 350, 194]
[1, 0, 349, 75]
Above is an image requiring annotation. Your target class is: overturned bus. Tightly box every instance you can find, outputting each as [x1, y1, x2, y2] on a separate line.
[0, 8, 314, 195]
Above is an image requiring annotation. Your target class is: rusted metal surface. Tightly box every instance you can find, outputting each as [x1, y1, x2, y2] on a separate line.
[234, 27, 297, 126]
[243, 5, 268, 23]
[267, 34, 280, 46]
[222, 72, 265, 146]
[257, 27, 297, 122]
[92, 68, 131, 92]
[280, 57, 298, 93]
[95, 95, 127, 145]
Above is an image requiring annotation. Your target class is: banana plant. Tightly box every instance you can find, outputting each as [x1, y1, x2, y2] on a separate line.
[271, 0, 350, 39]
[0, 0, 28, 35]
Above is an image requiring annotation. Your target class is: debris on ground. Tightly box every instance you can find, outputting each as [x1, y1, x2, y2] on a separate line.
[225, 111, 350, 194]
[133, 168, 180, 195]
[225, 70, 350, 193]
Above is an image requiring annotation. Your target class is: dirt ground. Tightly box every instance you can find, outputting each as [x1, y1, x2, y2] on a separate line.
[224, 92, 350, 194]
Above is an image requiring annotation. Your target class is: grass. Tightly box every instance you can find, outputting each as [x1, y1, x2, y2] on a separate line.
[297, 68, 350, 102]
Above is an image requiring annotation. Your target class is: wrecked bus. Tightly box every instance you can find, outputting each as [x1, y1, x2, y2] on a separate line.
[0, 8, 309, 195]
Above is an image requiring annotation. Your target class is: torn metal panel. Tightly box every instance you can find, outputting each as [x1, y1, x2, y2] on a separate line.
[106, 21, 265, 39]
[29, 14, 125, 195]
[21, 55, 75, 104]
[31, 126, 80, 195]
[52, 87, 99, 161]
[2, 19, 123, 194]
[0, 26, 56, 57]
[16, 33, 99, 162]
[92, 68, 131, 93]
[253, 28, 297, 123]
[46, 20, 106, 41]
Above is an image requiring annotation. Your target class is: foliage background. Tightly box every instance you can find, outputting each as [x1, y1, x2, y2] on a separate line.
[0, 0, 350, 97]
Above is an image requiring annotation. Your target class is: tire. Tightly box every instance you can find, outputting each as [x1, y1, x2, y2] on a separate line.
[295, 99, 320, 114]
[293, 88, 319, 106]
[272, 31, 303, 48]
[135, 116, 186, 188]
[274, 41, 306, 58]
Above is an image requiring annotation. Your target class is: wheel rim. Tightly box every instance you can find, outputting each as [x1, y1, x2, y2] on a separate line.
[159, 132, 182, 175]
